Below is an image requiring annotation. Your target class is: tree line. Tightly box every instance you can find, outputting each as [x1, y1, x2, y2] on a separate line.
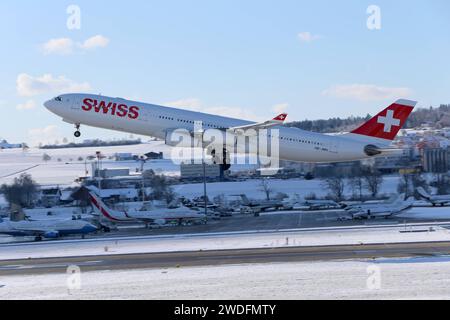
[288, 104, 450, 133]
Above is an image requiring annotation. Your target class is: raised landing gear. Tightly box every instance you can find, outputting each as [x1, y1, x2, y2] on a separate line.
[74, 124, 81, 138]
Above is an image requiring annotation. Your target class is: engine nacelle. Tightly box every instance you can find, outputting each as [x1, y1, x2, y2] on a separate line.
[364, 144, 382, 157]
[154, 219, 167, 226]
[44, 231, 60, 239]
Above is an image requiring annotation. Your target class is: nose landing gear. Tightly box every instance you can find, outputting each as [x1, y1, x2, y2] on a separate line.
[74, 124, 81, 138]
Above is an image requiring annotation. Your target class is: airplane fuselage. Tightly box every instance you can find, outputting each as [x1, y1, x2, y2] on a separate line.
[44, 94, 412, 163]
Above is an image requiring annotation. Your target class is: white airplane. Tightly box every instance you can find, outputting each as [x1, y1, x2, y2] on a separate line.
[349, 195, 414, 219]
[44, 94, 416, 165]
[88, 191, 207, 226]
[303, 199, 341, 210]
[233, 194, 286, 212]
[417, 187, 450, 207]
[344, 194, 399, 214]
[0, 217, 98, 241]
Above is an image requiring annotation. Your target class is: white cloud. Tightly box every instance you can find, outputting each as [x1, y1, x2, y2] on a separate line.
[28, 125, 62, 146]
[16, 100, 36, 111]
[17, 73, 91, 97]
[41, 35, 110, 55]
[166, 98, 202, 110]
[80, 35, 110, 50]
[272, 103, 289, 114]
[42, 38, 74, 55]
[166, 98, 261, 121]
[298, 32, 321, 43]
[322, 84, 413, 102]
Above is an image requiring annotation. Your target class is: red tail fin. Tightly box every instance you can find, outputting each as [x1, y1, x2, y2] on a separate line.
[273, 113, 288, 122]
[351, 99, 416, 141]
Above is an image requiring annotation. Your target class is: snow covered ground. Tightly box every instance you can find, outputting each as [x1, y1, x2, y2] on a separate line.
[1, 224, 449, 261]
[0, 142, 402, 200]
[0, 142, 177, 185]
[174, 175, 402, 200]
[398, 207, 450, 220]
[0, 142, 257, 186]
[3, 257, 450, 299]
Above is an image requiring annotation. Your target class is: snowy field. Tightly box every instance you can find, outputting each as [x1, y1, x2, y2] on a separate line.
[0, 142, 177, 186]
[3, 257, 450, 299]
[174, 175, 402, 199]
[1, 224, 449, 261]
[0, 142, 258, 186]
[0, 143, 403, 201]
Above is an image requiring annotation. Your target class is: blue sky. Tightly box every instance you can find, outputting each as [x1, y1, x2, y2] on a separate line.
[1, 0, 449, 145]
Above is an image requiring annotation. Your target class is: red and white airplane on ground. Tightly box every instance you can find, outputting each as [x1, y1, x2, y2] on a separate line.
[44, 94, 416, 164]
[88, 191, 206, 226]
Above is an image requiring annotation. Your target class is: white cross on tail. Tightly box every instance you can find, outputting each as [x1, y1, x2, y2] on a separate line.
[377, 110, 400, 133]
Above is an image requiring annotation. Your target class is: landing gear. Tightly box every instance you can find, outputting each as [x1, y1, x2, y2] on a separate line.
[211, 148, 231, 171]
[74, 124, 81, 138]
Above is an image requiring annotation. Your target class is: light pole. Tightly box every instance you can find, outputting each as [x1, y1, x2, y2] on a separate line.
[140, 156, 147, 202]
[96, 151, 102, 190]
[195, 123, 208, 217]
[202, 140, 208, 216]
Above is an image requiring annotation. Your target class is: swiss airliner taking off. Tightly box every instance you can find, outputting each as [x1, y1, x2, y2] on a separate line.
[44, 94, 416, 164]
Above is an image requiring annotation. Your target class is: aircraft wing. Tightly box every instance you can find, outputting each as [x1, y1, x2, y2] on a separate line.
[229, 114, 288, 134]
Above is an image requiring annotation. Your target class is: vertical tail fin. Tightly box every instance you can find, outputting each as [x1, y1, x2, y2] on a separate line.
[348, 99, 416, 144]
[239, 194, 251, 205]
[88, 191, 132, 222]
[416, 187, 431, 200]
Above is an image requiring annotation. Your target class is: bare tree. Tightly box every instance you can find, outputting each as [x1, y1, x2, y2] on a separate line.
[362, 167, 383, 198]
[323, 176, 345, 201]
[349, 176, 364, 200]
[259, 178, 273, 200]
[349, 164, 364, 200]
[398, 173, 429, 198]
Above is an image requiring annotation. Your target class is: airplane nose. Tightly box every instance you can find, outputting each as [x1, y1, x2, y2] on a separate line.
[43, 100, 52, 110]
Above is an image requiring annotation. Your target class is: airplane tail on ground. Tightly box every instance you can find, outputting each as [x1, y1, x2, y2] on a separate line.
[88, 191, 132, 222]
[239, 194, 251, 205]
[416, 187, 431, 200]
[347, 99, 416, 146]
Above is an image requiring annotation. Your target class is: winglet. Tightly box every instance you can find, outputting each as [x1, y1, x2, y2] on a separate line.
[273, 113, 288, 122]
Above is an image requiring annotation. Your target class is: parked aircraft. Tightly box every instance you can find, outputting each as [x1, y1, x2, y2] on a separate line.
[303, 199, 341, 210]
[344, 194, 399, 214]
[232, 194, 287, 213]
[0, 139, 22, 149]
[88, 191, 207, 226]
[44, 94, 416, 167]
[0, 217, 97, 241]
[417, 187, 450, 207]
[349, 195, 414, 219]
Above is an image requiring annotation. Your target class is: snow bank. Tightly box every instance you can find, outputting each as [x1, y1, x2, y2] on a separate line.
[1, 225, 449, 261]
[3, 257, 450, 299]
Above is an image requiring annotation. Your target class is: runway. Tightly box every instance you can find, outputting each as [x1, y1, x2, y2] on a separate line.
[2, 241, 450, 276]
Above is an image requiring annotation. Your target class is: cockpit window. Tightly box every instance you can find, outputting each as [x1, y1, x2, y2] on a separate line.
[54, 97, 62, 102]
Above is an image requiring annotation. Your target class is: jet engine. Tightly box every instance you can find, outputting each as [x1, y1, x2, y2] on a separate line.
[44, 231, 60, 239]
